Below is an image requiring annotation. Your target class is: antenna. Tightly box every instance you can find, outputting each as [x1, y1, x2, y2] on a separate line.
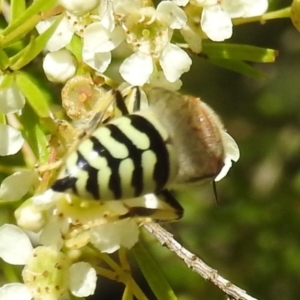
[212, 181, 220, 206]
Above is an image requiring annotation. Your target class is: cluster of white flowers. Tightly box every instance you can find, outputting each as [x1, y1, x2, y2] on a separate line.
[0, 76, 25, 157]
[38, 0, 268, 88]
[0, 76, 39, 206]
[0, 224, 97, 300]
[191, 0, 268, 41]
[0, 187, 146, 300]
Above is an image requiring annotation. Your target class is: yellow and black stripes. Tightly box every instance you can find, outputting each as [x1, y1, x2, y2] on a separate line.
[51, 113, 173, 201]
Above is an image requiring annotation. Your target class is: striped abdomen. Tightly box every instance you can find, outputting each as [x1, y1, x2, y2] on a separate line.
[51, 113, 177, 200]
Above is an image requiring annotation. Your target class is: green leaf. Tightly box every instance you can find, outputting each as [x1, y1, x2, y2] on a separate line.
[11, 0, 26, 21]
[66, 34, 83, 63]
[2, 0, 57, 35]
[0, 73, 14, 90]
[9, 15, 63, 70]
[0, 49, 9, 69]
[202, 42, 278, 63]
[0, 0, 57, 47]
[18, 105, 49, 163]
[3, 40, 26, 58]
[132, 242, 178, 300]
[208, 58, 267, 78]
[15, 71, 51, 118]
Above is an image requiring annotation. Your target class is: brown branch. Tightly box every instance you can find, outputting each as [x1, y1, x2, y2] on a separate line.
[144, 222, 258, 300]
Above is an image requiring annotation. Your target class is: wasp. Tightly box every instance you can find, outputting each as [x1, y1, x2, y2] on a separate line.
[50, 86, 239, 221]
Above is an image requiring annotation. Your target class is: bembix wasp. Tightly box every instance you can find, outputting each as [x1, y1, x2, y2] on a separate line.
[50, 86, 239, 222]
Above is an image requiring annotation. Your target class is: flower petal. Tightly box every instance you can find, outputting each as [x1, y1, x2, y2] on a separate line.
[84, 23, 125, 52]
[0, 171, 37, 201]
[215, 132, 240, 181]
[82, 48, 111, 73]
[156, 1, 187, 29]
[221, 0, 249, 18]
[0, 82, 25, 114]
[150, 71, 182, 91]
[201, 5, 232, 41]
[31, 189, 61, 207]
[0, 283, 32, 300]
[0, 224, 33, 265]
[15, 199, 47, 232]
[243, 0, 269, 17]
[120, 52, 153, 86]
[69, 262, 97, 297]
[59, 0, 100, 16]
[112, 0, 140, 14]
[40, 216, 69, 250]
[180, 25, 202, 53]
[36, 17, 74, 52]
[0, 125, 24, 156]
[43, 50, 77, 83]
[99, 0, 115, 31]
[171, 0, 189, 6]
[222, 0, 268, 18]
[160, 43, 192, 82]
[90, 219, 139, 253]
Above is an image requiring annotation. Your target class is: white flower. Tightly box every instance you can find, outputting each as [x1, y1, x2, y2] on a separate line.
[0, 78, 25, 114]
[0, 224, 97, 300]
[117, 1, 191, 85]
[222, 0, 269, 18]
[17, 190, 141, 253]
[111, 0, 141, 14]
[68, 262, 97, 297]
[99, 0, 115, 31]
[82, 1, 124, 73]
[0, 124, 24, 156]
[0, 171, 37, 202]
[36, 16, 75, 52]
[0, 283, 32, 300]
[156, 1, 188, 29]
[201, 5, 233, 41]
[119, 52, 153, 86]
[15, 199, 47, 232]
[22, 246, 70, 300]
[172, 0, 190, 6]
[39, 216, 69, 250]
[43, 49, 77, 83]
[90, 218, 139, 253]
[215, 131, 240, 181]
[59, 0, 101, 16]
[159, 43, 192, 82]
[199, 0, 269, 41]
[0, 78, 25, 158]
[149, 71, 183, 91]
[82, 22, 125, 73]
[180, 24, 202, 53]
[0, 224, 33, 265]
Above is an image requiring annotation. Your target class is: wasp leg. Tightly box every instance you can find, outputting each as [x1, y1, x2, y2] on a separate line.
[119, 190, 184, 222]
[82, 90, 118, 137]
[124, 86, 141, 112]
[115, 86, 142, 116]
[37, 160, 63, 173]
[115, 90, 130, 115]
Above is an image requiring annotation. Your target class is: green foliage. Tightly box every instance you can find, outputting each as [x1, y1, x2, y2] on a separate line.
[132, 242, 177, 300]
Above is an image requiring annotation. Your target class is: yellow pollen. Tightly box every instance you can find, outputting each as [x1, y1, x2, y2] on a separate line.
[142, 29, 150, 38]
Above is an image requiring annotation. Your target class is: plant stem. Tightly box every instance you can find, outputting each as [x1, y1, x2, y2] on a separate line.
[233, 7, 291, 26]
